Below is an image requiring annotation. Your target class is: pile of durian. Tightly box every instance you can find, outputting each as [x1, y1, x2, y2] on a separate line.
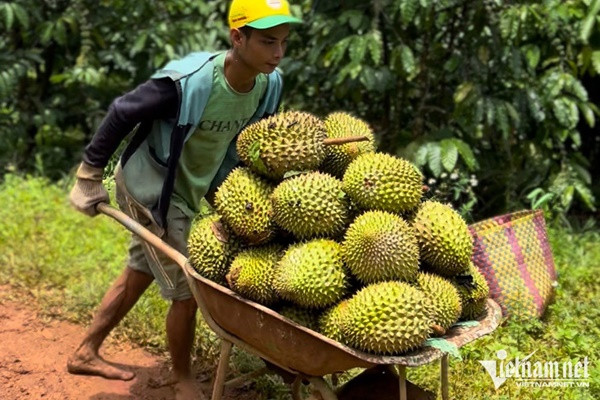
[187, 111, 489, 356]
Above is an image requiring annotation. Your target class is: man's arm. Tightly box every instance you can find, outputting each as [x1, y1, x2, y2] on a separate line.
[83, 78, 179, 168]
[71, 78, 179, 216]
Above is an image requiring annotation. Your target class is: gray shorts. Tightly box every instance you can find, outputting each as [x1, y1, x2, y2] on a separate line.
[115, 169, 192, 301]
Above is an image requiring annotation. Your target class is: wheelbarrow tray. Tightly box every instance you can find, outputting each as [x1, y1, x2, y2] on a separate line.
[187, 263, 502, 377]
[97, 203, 502, 379]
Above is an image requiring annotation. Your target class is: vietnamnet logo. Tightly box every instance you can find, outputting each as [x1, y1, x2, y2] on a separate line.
[479, 349, 591, 389]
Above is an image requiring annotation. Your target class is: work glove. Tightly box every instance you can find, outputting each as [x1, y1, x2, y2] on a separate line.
[69, 162, 110, 217]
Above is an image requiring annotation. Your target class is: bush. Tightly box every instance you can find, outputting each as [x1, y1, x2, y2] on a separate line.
[283, 0, 600, 220]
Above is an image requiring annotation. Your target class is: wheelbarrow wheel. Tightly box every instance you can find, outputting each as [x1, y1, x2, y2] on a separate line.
[335, 366, 435, 400]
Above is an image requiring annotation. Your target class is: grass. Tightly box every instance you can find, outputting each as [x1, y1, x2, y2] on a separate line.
[0, 174, 170, 349]
[406, 223, 600, 399]
[0, 173, 598, 399]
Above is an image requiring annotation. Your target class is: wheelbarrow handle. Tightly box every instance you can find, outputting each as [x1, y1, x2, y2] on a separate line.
[95, 202, 188, 269]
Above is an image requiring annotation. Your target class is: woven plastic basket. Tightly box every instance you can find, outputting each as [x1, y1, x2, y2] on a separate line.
[469, 210, 558, 319]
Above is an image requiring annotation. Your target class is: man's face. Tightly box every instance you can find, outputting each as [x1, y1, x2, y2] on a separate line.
[234, 24, 290, 74]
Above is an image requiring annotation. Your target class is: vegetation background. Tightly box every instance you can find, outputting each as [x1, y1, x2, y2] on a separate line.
[1, 0, 598, 399]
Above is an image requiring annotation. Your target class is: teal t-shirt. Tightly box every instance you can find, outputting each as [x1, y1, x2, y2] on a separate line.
[171, 52, 267, 216]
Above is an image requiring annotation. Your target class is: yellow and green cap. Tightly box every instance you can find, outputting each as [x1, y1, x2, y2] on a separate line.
[228, 0, 302, 30]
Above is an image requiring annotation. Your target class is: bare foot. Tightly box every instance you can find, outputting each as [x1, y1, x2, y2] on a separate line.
[174, 379, 206, 400]
[67, 352, 135, 381]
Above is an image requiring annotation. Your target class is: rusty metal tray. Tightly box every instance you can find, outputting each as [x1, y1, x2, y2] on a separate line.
[190, 267, 502, 376]
[97, 203, 502, 399]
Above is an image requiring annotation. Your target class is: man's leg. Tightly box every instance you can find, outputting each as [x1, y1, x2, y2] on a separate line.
[166, 296, 203, 400]
[67, 266, 153, 380]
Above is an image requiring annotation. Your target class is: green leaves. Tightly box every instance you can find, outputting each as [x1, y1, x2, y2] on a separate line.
[2, 0, 598, 219]
[542, 71, 565, 99]
[580, 0, 600, 42]
[325, 37, 350, 68]
[349, 35, 368, 63]
[399, 0, 419, 26]
[130, 33, 148, 57]
[1, 0, 228, 178]
[428, 144, 442, 177]
[248, 141, 267, 175]
[499, 7, 520, 40]
[592, 51, 600, 73]
[49, 20, 67, 46]
[325, 32, 384, 71]
[578, 102, 596, 128]
[452, 139, 478, 171]
[527, 89, 546, 122]
[527, 188, 555, 210]
[440, 139, 458, 172]
[413, 139, 478, 178]
[574, 181, 596, 211]
[321, 29, 389, 93]
[424, 338, 462, 360]
[454, 82, 475, 104]
[552, 98, 579, 129]
[544, 159, 598, 213]
[0, 2, 28, 30]
[367, 30, 383, 65]
[399, 45, 416, 77]
[391, 45, 417, 79]
[562, 73, 588, 101]
[522, 44, 541, 69]
[494, 100, 511, 139]
[1, 2, 13, 29]
[288, 0, 595, 217]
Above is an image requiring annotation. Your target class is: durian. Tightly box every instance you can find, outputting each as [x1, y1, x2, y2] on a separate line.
[341, 281, 432, 355]
[274, 239, 349, 309]
[226, 244, 282, 306]
[413, 201, 472, 276]
[237, 111, 327, 180]
[214, 167, 275, 245]
[453, 264, 490, 320]
[271, 172, 349, 239]
[321, 112, 376, 177]
[343, 211, 419, 284]
[187, 214, 240, 284]
[342, 153, 423, 213]
[318, 300, 348, 343]
[278, 304, 319, 330]
[415, 272, 462, 334]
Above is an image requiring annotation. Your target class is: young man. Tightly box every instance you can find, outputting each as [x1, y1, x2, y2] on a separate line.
[67, 1, 301, 399]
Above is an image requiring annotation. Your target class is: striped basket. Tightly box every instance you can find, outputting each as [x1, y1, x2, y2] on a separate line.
[469, 210, 558, 319]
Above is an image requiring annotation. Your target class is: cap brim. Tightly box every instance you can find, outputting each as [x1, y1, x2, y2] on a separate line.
[246, 15, 302, 29]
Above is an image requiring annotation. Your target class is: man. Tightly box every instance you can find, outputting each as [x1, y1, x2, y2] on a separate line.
[67, 1, 301, 398]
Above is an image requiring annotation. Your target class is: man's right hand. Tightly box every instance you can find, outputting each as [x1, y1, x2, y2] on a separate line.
[69, 162, 110, 217]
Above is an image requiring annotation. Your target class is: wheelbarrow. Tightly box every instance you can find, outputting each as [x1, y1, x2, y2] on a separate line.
[97, 202, 502, 400]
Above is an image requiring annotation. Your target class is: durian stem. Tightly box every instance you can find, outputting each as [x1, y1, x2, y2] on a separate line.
[322, 135, 369, 146]
[431, 324, 446, 336]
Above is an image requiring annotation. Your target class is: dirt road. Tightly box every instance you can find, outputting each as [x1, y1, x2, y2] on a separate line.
[0, 291, 255, 400]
